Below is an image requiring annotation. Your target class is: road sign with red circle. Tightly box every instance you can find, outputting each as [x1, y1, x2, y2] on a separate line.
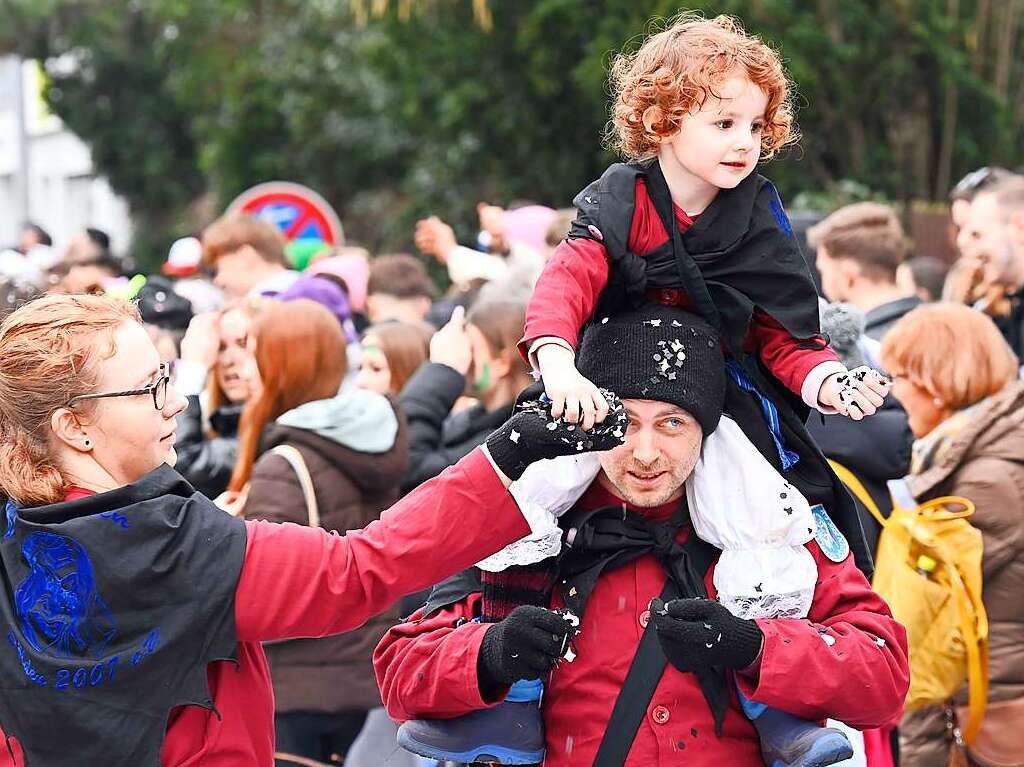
[226, 182, 345, 244]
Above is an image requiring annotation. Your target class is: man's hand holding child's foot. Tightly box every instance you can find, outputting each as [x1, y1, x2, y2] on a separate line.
[535, 343, 609, 430]
[818, 366, 891, 420]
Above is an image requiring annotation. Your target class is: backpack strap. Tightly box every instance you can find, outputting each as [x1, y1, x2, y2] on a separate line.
[946, 550, 990, 744]
[593, 532, 718, 766]
[270, 445, 320, 528]
[828, 459, 889, 529]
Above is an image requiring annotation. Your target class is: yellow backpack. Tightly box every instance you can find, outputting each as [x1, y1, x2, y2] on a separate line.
[829, 460, 989, 743]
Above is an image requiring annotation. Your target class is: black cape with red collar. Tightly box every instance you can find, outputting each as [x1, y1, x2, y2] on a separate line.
[567, 159, 874, 577]
[0, 465, 246, 766]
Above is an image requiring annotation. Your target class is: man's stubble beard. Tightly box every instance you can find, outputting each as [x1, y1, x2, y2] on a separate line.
[615, 475, 685, 508]
[600, 439, 701, 508]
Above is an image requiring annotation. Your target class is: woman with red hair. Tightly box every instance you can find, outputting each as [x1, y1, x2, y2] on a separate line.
[0, 293, 616, 766]
[228, 299, 407, 765]
[882, 304, 1024, 767]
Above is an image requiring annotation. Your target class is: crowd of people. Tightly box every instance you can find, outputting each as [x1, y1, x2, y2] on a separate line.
[0, 12, 1022, 767]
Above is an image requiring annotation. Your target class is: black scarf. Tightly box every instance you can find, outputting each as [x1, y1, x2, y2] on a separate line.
[557, 502, 730, 734]
[0, 465, 247, 766]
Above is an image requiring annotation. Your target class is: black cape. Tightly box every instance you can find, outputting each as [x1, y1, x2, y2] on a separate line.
[571, 158, 822, 359]
[569, 159, 873, 577]
[0, 465, 247, 766]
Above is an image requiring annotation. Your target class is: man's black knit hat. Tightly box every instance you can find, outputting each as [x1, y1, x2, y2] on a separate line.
[577, 303, 726, 435]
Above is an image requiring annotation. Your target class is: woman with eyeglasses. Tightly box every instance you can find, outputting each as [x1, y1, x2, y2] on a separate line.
[882, 303, 1024, 767]
[0, 293, 607, 767]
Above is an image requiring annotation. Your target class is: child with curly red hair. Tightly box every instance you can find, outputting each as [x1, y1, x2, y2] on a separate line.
[530, 13, 887, 428]
[398, 15, 888, 767]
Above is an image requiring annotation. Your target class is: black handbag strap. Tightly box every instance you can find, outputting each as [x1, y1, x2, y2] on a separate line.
[593, 532, 718, 766]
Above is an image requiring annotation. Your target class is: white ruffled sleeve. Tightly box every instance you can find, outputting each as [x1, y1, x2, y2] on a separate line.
[685, 417, 818, 620]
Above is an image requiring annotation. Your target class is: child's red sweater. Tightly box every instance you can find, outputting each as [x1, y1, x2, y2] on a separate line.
[521, 177, 844, 410]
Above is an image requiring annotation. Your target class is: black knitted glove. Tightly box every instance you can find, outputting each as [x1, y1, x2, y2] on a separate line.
[476, 606, 573, 690]
[485, 385, 628, 480]
[651, 597, 763, 673]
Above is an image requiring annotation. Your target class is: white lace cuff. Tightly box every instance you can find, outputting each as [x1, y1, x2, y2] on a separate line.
[477, 453, 600, 572]
[714, 546, 816, 620]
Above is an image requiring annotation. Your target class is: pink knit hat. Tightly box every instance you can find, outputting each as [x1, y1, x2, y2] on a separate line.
[307, 248, 370, 312]
[502, 205, 557, 254]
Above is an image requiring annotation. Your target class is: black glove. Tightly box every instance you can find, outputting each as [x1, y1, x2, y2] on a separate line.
[650, 597, 763, 673]
[485, 385, 628, 480]
[476, 606, 573, 691]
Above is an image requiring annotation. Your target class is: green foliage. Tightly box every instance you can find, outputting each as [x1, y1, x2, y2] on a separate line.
[1, 0, 1022, 268]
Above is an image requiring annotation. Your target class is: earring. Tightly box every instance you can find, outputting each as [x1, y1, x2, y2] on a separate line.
[84, 439, 91, 447]
[933, 397, 944, 407]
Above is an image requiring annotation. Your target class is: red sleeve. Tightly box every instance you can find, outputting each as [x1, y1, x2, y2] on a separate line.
[748, 309, 840, 396]
[518, 177, 692, 361]
[0, 731, 22, 767]
[519, 237, 610, 360]
[737, 539, 910, 729]
[374, 593, 506, 721]
[233, 449, 529, 642]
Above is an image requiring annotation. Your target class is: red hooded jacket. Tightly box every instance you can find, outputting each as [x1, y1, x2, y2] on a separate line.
[374, 480, 910, 767]
[1, 449, 528, 767]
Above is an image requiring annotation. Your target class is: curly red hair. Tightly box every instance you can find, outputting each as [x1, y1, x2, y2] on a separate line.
[608, 13, 797, 160]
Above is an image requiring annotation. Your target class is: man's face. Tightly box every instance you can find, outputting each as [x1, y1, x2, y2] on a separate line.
[956, 193, 1019, 287]
[212, 245, 263, 299]
[64, 233, 103, 264]
[56, 264, 116, 295]
[364, 292, 431, 324]
[815, 244, 855, 302]
[597, 399, 703, 507]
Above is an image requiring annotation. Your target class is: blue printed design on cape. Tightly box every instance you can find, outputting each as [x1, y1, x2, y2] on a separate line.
[766, 181, 795, 238]
[811, 504, 850, 563]
[15, 531, 117, 658]
[4, 499, 16, 539]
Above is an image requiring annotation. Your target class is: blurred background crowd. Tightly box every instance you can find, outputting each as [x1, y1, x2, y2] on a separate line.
[0, 2, 1023, 766]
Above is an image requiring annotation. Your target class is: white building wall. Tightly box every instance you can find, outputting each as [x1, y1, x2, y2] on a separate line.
[0, 56, 132, 256]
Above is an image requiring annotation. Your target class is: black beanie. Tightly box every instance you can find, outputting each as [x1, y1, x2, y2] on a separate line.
[576, 303, 726, 435]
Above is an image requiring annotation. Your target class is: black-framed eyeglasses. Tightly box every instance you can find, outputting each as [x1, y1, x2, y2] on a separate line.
[66, 363, 171, 411]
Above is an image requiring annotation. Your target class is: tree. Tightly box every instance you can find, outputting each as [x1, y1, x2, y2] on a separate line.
[2, 0, 1021, 269]
[0, 0, 208, 264]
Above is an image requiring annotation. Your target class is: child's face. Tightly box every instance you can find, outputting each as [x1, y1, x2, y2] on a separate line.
[658, 73, 767, 205]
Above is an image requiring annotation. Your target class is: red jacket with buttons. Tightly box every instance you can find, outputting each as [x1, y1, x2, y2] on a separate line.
[374, 480, 910, 767]
[521, 177, 840, 398]
[0, 449, 529, 767]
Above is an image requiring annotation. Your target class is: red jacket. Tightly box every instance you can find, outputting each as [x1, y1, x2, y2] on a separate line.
[0, 449, 529, 767]
[522, 177, 840, 399]
[374, 480, 910, 767]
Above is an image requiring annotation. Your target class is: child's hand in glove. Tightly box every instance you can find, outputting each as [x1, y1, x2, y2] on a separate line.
[535, 343, 609, 430]
[818, 366, 891, 421]
[650, 597, 763, 673]
[485, 384, 629, 481]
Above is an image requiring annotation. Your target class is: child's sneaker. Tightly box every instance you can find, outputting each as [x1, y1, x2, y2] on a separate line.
[396, 680, 545, 765]
[752, 706, 853, 767]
